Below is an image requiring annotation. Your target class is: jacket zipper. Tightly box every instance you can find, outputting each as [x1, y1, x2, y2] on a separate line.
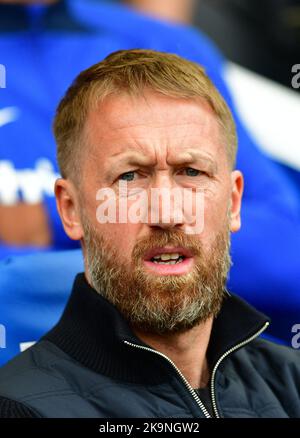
[210, 321, 270, 418]
[124, 320, 269, 419]
[123, 340, 211, 418]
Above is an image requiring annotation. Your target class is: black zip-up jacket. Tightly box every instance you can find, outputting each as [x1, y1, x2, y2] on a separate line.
[0, 273, 299, 418]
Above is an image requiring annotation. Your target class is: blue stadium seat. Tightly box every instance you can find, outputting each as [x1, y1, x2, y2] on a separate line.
[0, 250, 83, 366]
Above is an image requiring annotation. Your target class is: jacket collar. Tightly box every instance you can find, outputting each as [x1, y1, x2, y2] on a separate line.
[0, 1, 88, 32]
[43, 273, 270, 384]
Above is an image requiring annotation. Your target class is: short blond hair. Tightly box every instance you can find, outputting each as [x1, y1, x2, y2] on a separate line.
[54, 49, 237, 180]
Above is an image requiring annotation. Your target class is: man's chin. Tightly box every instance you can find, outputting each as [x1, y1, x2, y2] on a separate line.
[129, 313, 209, 337]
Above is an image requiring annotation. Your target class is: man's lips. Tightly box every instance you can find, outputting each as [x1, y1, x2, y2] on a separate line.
[142, 247, 194, 276]
[143, 247, 194, 261]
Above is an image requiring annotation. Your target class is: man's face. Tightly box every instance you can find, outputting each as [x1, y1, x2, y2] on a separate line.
[67, 91, 243, 334]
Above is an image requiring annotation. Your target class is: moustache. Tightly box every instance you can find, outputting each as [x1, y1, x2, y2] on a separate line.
[132, 228, 203, 262]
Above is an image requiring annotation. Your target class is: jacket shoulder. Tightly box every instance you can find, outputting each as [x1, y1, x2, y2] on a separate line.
[247, 337, 300, 368]
[237, 337, 300, 382]
[0, 340, 75, 403]
[235, 338, 300, 416]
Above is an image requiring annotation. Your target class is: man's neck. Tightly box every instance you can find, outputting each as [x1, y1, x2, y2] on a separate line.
[132, 318, 213, 389]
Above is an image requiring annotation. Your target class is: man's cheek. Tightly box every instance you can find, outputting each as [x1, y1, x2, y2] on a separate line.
[112, 223, 137, 251]
[202, 200, 220, 233]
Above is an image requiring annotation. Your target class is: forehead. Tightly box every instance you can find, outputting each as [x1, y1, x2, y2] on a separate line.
[84, 91, 225, 165]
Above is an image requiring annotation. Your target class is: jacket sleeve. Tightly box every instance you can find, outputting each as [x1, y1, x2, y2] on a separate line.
[0, 396, 41, 418]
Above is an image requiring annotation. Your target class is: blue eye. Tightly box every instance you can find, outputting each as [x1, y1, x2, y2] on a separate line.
[119, 171, 135, 181]
[185, 167, 200, 177]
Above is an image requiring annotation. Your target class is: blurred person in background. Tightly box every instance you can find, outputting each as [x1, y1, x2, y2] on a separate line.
[124, 0, 195, 23]
[192, 0, 300, 198]
[0, 0, 300, 343]
[126, 0, 300, 90]
[193, 0, 300, 91]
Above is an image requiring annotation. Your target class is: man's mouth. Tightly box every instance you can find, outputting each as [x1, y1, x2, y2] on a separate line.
[143, 247, 194, 275]
[151, 253, 185, 265]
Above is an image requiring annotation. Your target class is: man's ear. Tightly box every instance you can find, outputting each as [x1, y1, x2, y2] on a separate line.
[55, 178, 83, 241]
[230, 170, 244, 233]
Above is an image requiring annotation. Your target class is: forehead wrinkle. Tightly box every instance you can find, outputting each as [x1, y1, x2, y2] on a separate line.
[88, 111, 223, 176]
[109, 120, 211, 134]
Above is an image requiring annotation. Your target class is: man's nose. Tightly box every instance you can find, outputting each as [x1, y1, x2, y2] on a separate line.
[147, 175, 185, 230]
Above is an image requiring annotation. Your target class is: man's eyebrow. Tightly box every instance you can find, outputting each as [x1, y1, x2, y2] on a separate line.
[104, 151, 155, 180]
[109, 149, 216, 163]
[105, 149, 217, 176]
[168, 151, 218, 173]
[108, 151, 155, 166]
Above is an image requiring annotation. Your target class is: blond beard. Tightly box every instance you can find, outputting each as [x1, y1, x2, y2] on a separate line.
[82, 218, 231, 335]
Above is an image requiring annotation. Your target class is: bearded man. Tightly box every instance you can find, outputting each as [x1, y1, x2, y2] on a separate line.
[0, 49, 299, 418]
